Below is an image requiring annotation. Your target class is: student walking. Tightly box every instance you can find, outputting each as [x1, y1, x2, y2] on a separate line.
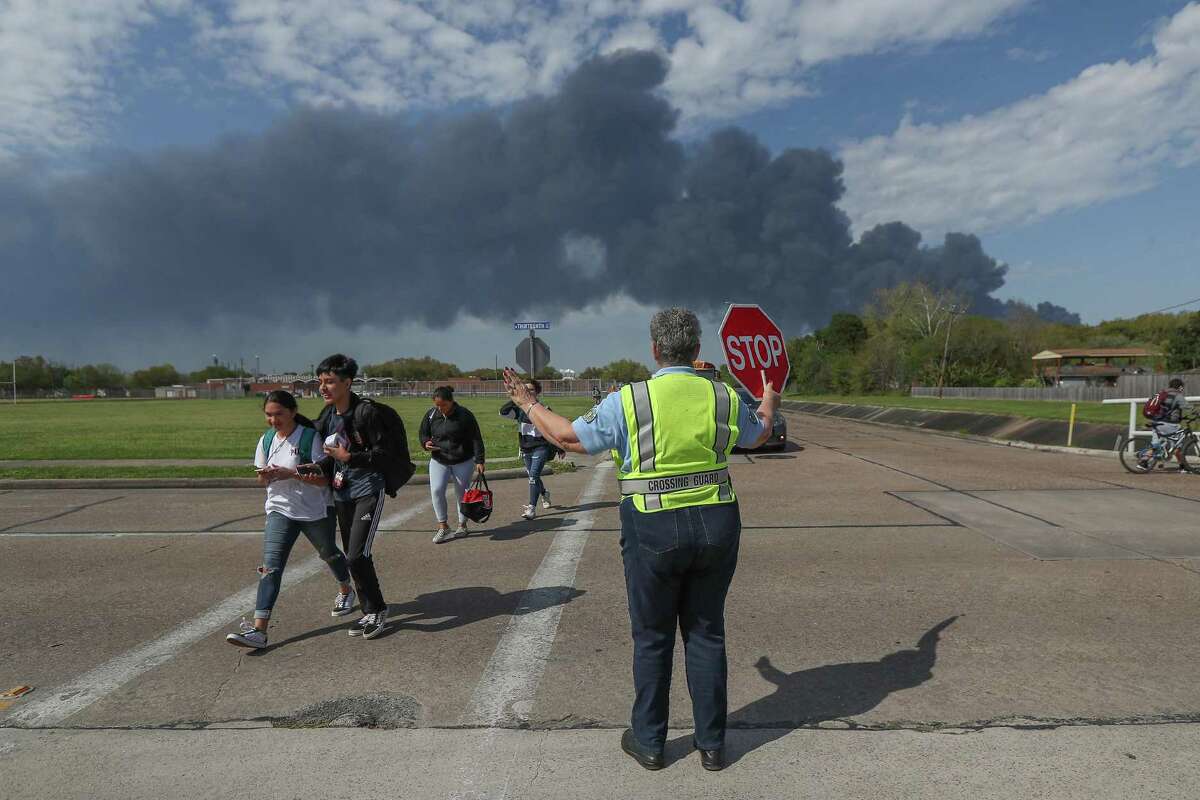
[420, 386, 486, 543]
[315, 354, 395, 640]
[500, 378, 564, 520]
[226, 390, 355, 649]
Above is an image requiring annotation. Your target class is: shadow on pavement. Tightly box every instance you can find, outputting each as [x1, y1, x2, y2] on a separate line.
[480, 501, 620, 540]
[253, 585, 586, 652]
[484, 516, 580, 541]
[663, 616, 959, 766]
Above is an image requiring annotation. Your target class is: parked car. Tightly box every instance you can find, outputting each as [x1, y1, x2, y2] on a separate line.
[733, 387, 787, 451]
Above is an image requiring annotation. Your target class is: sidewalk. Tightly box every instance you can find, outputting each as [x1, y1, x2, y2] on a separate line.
[2, 725, 1196, 799]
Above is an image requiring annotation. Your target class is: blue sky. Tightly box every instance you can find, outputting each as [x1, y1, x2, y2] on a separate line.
[2, 0, 1198, 372]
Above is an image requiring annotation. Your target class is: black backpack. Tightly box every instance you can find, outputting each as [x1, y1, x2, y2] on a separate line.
[320, 398, 416, 497]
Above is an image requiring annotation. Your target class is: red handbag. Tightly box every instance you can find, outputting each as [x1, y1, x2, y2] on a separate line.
[460, 474, 494, 523]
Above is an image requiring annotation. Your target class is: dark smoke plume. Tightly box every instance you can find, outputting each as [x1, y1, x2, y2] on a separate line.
[0, 49, 1064, 350]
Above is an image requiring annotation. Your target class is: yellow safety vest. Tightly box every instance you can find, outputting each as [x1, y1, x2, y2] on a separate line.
[617, 372, 741, 512]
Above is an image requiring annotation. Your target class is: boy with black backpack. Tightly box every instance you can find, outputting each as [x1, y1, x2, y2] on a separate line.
[315, 354, 416, 639]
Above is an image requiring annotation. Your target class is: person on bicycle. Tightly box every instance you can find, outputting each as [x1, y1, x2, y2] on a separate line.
[1148, 378, 1195, 472]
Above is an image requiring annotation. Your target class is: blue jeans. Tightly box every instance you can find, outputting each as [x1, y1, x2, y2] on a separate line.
[523, 445, 552, 506]
[620, 498, 741, 751]
[255, 510, 351, 619]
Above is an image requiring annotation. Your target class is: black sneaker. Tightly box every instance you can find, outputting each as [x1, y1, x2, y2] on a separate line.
[361, 607, 388, 639]
[348, 614, 371, 637]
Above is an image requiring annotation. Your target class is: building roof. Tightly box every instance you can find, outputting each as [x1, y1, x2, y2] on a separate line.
[1031, 348, 1161, 361]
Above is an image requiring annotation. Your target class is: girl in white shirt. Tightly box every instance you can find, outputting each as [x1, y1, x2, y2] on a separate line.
[226, 391, 356, 649]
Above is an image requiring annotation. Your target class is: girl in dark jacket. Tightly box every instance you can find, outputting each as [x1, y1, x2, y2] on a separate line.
[419, 386, 486, 543]
[500, 378, 564, 520]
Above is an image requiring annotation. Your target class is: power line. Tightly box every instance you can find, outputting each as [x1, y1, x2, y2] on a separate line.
[1142, 295, 1200, 315]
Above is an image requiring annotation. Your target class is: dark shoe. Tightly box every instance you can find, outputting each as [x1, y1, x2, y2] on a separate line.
[361, 607, 389, 640]
[693, 737, 725, 771]
[620, 729, 663, 771]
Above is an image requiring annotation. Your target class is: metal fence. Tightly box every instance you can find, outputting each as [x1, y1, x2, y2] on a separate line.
[911, 373, 1196, 402]
[364, 378, 604, 398]
[910, 386, 1121, 401]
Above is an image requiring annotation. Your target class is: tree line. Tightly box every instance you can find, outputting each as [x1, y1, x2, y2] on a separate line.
[9, 289, 1196, 397]
[787, 283, 1200, 395]
[0, 354, 654, 396]
[0, 357, 246, 394]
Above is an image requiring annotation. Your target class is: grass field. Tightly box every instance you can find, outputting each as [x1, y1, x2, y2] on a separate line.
[786, 394, 1135, 426]
[0, 396, 597, 461]
[0, 460, 577, 480]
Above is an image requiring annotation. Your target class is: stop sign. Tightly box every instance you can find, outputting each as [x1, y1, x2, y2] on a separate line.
[719, 304, 789, 400]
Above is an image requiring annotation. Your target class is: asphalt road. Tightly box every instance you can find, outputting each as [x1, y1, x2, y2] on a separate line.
[2, 412, 1199, 798]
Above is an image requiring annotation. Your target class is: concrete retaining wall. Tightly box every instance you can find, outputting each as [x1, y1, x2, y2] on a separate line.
[782, 401, 1127, 452]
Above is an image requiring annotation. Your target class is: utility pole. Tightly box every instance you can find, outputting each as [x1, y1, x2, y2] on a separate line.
[255, 354, 260, 382]
[10, 359, 15, 404]
[936, 305, 962, 399]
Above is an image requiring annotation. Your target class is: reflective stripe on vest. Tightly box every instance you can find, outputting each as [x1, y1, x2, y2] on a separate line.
[630, 380, 656, 473]
[712, 381, 731, 465]
[618, 467, 731, 496]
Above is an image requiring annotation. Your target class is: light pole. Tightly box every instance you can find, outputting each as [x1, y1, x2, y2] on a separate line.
[255, 354, 260, 382]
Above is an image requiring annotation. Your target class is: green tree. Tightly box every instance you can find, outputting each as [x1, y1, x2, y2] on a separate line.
[129, 364, 183, 388]
[188, 365, 240, 382]
[1166, 312, 1200, 370]
[64, 363, 126, 392]
[816, 313, 868, 353]
[365, 356, 462, 380]
[589, 359, 651, 384]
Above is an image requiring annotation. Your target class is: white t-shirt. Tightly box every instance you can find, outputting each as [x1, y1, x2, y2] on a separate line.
[253, 426, 332, 522]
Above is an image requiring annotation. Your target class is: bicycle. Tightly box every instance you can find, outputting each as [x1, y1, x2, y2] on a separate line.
[1118, 414, 1200, 474]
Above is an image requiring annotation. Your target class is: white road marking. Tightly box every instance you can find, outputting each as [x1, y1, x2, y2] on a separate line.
[3, 503, 425, 728]
[454, 462, 612, 800]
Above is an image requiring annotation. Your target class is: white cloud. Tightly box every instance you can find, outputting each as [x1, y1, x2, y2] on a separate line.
[0, 0, 1030, 157]
[840, 2, 1200, 236]
[0, 0, 180, 159]
[198, 0, 1029, 120]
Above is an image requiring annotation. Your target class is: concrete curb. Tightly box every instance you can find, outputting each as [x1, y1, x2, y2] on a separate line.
[780, 401, 1121, 459]
[0, 465, 573, 490]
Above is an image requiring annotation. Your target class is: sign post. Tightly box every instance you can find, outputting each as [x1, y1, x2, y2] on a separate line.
[514, 322, 552, 377]
[718, 304, 789, 400]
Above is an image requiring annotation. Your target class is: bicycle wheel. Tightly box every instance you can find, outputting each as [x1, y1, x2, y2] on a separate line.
[1117, 436, 1155, 474]
[1178, 435, 1200, 473]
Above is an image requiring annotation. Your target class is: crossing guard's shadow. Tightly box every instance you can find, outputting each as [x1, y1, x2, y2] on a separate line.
[666, 616, 959, 765]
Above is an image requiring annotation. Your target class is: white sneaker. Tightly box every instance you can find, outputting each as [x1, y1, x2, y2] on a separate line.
[226, 619, 267, 649]
[331, 589, 356, 617]
[451, 524, 469, 539]
[433, 527, 454, 544]
[541, 492, 552, 509]
[521, 504, 536, 520]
